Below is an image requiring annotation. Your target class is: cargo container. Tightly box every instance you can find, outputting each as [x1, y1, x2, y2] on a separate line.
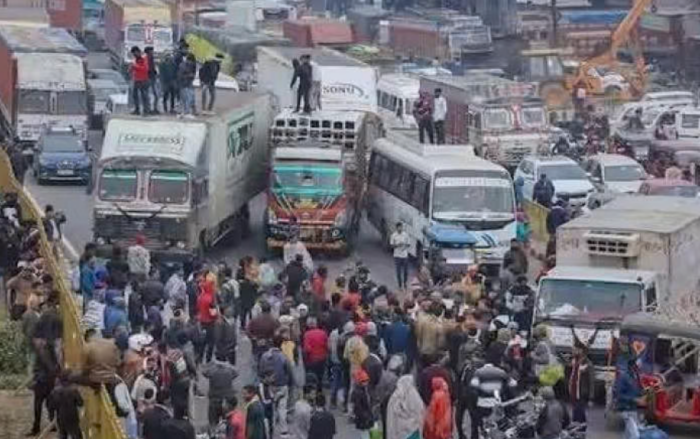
[0, 26, 89, 153]
[347, 6, 389, 43]
[389, 19, 446, 60]
[0, 6, 49, 26]
[0, 0, 81, 31]
[94, 91, 275, 260]
[257, 46, 377, 113]
[474, 0, 517, 37]
[283, 19, 354, 47]
[104, 0, 173, 71]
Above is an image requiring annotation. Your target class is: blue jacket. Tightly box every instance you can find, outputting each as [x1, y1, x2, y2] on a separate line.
[80, 264, 96, 299]
[384, 320, 410, 355]
[259, 348, 295, 387]
[103, 304, 128, 337]
[615, 368, 642, 412]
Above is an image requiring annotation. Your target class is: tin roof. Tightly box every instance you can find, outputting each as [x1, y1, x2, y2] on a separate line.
[0, 25, 87, 54]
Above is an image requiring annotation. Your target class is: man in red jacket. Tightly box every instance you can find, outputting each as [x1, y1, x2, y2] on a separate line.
[303, 317, 328, 389]
[197, 275, 218, 363]
[129, 46, 150, 115]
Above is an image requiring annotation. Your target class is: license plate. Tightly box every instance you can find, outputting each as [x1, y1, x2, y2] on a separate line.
[57, 169, 74, 176]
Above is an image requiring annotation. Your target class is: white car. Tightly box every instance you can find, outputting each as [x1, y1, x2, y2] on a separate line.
[582, 154, 647, 194]
[515, 155, 595, 206]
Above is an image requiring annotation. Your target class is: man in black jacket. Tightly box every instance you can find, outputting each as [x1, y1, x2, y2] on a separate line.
[144, 46, 159, 114]
[200, 53, 223, 112]
[290, 54, 313, 114]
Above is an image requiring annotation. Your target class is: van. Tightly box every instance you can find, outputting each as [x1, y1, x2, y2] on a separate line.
[676, 107, 700, 139]
[376, 73, 419, 128]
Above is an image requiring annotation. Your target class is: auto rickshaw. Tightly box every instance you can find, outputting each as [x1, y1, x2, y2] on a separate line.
[612, 313, 700, 425]
[423, 223, 478, 280]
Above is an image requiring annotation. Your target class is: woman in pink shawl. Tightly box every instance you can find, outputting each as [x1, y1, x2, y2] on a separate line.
[423, 377, 452, 439]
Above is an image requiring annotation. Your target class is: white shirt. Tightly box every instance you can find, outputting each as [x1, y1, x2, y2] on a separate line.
[433, 95, 447, 122]
[127, 245, 151, 275]
[390, 230, 411, 259]
[577, 87, 587, 99]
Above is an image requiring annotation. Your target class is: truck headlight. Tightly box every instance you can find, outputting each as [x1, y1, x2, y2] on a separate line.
[96, 237, 105, 245]
[334, 211, 347, 228]
[267, 208, 278, 225]
[176, 241, 186, 249]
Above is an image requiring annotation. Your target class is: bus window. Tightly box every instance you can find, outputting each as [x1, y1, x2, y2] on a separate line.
[378, 156, 392, 188]
[413, 176, 429, 214]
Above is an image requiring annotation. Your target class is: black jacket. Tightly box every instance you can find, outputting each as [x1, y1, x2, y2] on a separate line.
[199, 60, 221, 85]
[215, 317, 237, 358]
[291, 62, 313, 89]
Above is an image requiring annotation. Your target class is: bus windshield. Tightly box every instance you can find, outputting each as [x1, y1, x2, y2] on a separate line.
[432, 170, 515, 220]
[538, 278, 642, 320]
[272, 163, 343, 197]
[149, 170, 189, 204]
[99, 169, 137, 201]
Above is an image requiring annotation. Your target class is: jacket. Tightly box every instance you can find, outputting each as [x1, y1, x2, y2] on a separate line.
[352, 385, 375, 430]
[159, 58, 178, 85]
[291, 62, 312, 88]
[215, 317, 237, 358]
[384, 320, 410, 355]
[177, 60, 196, 87]
[197, 280, 217, 324]
[131, 57, 150, 82]
[259, 348, 294, 387]
[303, 328, 329, 364]
[103, 303, 128, 337]
[546, 205, 570, 235]
[161, 418, 196, 439]
[615, 368, 642, 412]
[569, 356, 594, 402]
[202, 359, 238, 399]
[146, 53, 157, 79]
[199, 60, 220, 85]
[536, 400, 570, 439]
[533, 179, 555, 207]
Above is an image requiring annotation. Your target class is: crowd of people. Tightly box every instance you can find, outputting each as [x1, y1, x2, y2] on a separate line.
[128, 40, 224, 117]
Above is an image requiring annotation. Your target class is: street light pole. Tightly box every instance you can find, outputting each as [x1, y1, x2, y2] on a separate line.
[551, 0, 558, 47]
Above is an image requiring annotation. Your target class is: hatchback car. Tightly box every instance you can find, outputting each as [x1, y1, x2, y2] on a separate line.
[33, 126, 92, 185]
[582, 154, 646, 193]
[514, 155, 595, 206]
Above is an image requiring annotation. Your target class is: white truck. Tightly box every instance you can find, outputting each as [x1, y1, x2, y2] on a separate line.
[104, 0, 173, 71]
[535, 196, 700, 384]
[257, 46, 378, 113]
[93, 91, 275, 261]
[0, 26, 89, 155]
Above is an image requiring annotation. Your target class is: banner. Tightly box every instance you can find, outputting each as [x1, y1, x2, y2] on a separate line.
[319, 65, 378, 113]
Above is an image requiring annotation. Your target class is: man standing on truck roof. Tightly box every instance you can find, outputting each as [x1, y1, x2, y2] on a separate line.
[413, 92, 434, 145]
[130, 46, 151, 116]
[200, 53, 224, 113]
[144, 47, 159, 114]
[160, 53, 178, 114]
[433, 88, 447, 145]
[178, 53, 197, 116]
[291, 54, 313, 114]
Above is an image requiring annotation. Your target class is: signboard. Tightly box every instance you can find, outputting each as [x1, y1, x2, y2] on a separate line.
[319, 65, 377, 112]
[640, 13, 671, 33]
[117, 133, 186, 155]
[435, 177, 511, 188]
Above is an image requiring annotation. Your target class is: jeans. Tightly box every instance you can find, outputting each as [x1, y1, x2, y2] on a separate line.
[148, 78, 159, 112]
[199, 321, 216, 363]
[32, 380, 55, 432]
[621, 411, 640, 439]
[162, 83, 177, 112]
[132, 80, 150, 114]
[180, 86, 195, 115]
[418, 118, 434, 144]
[394, 257, 409, 289]
[329, 363, 343, 405]
[434, 120, 445, 144]
[273, 385, 289, 433]
[572, 399, 587, 426]
[307, 360, 325, 390]
[202, 83, 216, 111]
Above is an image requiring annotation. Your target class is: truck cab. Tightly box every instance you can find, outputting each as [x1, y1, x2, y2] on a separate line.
[468, 96, 550, 168]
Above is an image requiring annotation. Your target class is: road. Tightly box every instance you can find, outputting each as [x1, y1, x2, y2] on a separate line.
[20, 52, 694, 439]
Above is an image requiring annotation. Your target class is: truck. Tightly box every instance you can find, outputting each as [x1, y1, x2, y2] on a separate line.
[0, 0, 81, 31]
[104, 0, 173, 71]
[93, 91, 275, 260]
[419, 74, 548, 168]
[0, 26, 89, 154]
[0, 6, 49, 27]
[257, 46, 378, 113]
[265, 108, 383, 254]
[534, 196, 700, 387]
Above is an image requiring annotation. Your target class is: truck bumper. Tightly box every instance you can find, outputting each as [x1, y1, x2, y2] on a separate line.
[266, 223, 348, 251]
[267, 237, 347, 251]
[95, 242, 194, 264]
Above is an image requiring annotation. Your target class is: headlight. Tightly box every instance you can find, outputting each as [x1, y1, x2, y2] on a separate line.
[96, 237, 105, 245]
[176, 241, 186, 249]
[334, 210, 347, 227]
[267, 208, 278, 225]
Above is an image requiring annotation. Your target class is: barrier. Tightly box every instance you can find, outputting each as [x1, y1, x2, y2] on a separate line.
[523, 199, 550, 244]
[0, 149, 126, 439]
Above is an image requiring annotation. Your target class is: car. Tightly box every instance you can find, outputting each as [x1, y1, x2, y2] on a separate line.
[33, 126, 92, 185]
[514, 155, 595, 207]
[88, 68, 128, 89]
[582, 154, 647, 194]
[89, 79, 129, 129]
[638, 178, 699, 197]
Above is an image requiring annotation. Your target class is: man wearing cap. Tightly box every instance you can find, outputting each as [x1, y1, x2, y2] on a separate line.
[200, 53, 224, 112]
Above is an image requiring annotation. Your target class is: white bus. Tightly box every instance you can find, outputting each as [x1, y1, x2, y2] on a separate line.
[376, 74, 419, 129]
[366, 129, 517, 275]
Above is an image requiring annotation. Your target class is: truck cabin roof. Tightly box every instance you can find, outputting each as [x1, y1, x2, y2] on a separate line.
[0, 25, 87, 55]
[546, 266, 656, 284]
[260, 46, 369, 67]
[560, 195, 700, 235]
[16, 53, 86, 91]
[621, 312, 700, 341]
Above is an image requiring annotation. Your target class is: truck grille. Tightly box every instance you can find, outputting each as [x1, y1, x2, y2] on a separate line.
[502, 147, 532, 164]
[584, 231, 640, 257]
[94, 215, 188, 244]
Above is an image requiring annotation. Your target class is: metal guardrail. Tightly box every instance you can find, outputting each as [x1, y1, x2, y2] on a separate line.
[0, 149, 126, 439]
[523, 200, 550, 243]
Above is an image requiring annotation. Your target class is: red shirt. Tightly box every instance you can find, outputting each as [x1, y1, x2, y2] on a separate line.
[341, 292, 361, 311]
[131, 57, 149, 82]
[197, 279, 217, 324]
[227, 409, 246, 439]
[311, 274, 326, 301]
[303, 328, 329, 364]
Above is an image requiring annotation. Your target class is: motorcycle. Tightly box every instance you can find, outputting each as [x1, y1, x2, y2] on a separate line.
[481, 392, 543, 439]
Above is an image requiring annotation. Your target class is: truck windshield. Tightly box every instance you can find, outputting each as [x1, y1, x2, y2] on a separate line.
[99, 170, 137, 201]
[432, 170, 515, 220]
[153, 28, 172, 45]
[540, 164, 588, 180]
[538, 278, 642, 320]
[483, 108, 513, 130]
[57, 91, 88, 115]
[605, 165, 645, 182]
[520, 107, 546, 127]
[149, 170, 189, 204]
[272, 164, 343, 196]
[126, 25, 146, 41]
[19, 90, 50, 114]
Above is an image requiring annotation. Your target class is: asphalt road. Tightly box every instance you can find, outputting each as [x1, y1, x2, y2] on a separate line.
[19, 51, 696, 439]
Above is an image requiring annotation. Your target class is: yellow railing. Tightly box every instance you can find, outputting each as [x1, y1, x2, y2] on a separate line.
[523, 200, 550, 243]
[0, 149, 126, 439]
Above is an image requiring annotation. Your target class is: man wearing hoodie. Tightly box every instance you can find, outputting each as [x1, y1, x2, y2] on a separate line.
[159, 53, 178, 114]
[203, 353, 239, 431]
[197, 276, 218, 363]
[144, 46, 159, 114]
[129, 46, 150, 115]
